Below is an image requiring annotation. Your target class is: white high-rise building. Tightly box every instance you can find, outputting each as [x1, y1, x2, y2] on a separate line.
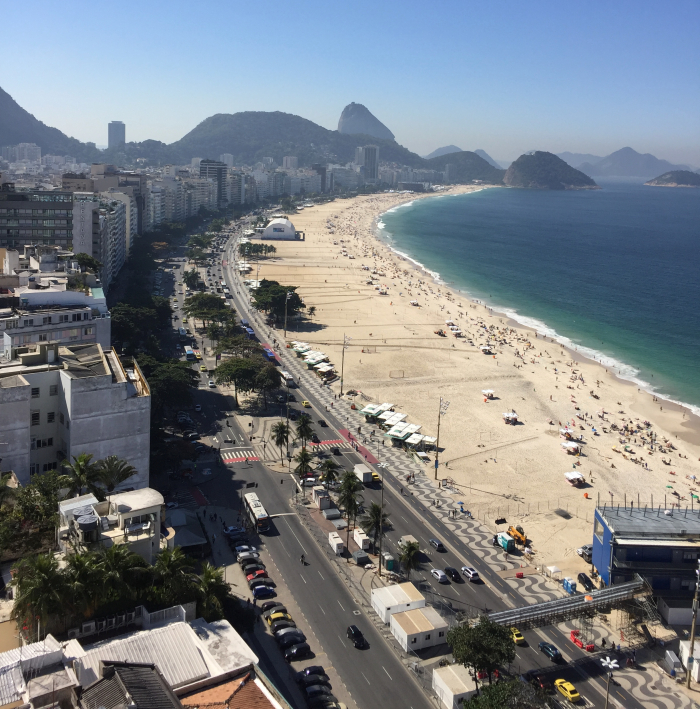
[219, 153, 234, 167]
[283, 156, 298, 170]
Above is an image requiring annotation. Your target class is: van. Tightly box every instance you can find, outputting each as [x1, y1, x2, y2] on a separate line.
[398, 534, 419, 549]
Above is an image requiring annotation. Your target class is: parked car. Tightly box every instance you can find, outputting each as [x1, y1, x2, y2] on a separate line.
[576, 544, 593, 563]
[275, 626, 304, 639]
[194, 404, 202, 411]
[270, 619, 296, 634]
[429, 539, 446, 552]
[248, 578, 271, 590]
[296, 666, 325, 679]
[346, 625, 365, 649]
[444, 567, 461, 582]
[577, 572, 594, 592]
[538, 641, 562, 661]
[246, 570, 268, 581]
[266, 612, 293, 626]
[238, 552, 260, 564]
[224, 525, 245, 536]
[235, 545, 257, 554]
[284, 642, 311, 662]
[252, 585, 275, 600]
[263, 605, 287, 619]
[461, 566, 480, 581]
[278, 633, 307, 650]
[305, 684, 333, 700]
[242, 564, 265, 576]
[431, 569, 449, 583]
[297, 673, 330, 688]
[261, 601, 283, 614]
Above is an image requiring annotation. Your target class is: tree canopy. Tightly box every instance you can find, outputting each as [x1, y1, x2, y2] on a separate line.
[251, 279, 305, 320]
[183, 292, 229, 327]
[73, 253, 103, 273]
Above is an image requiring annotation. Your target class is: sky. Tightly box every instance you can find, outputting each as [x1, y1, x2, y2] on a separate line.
[3, 0, 700, 165]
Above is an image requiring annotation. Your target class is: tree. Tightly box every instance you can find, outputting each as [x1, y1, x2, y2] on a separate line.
[307, 305, 317, 320]
[293, 447, 313, 482]
[61, 453, 102, 497]
[215, 334, 261, 359]
[255, 363, 282, 408]
[398, 540, 421, 581]
[318, 458, 340, 491]
[197, 561, 229, 621]
[360, 502, 390, 551]
[251, 279, 305, 320]
[447, 617, 516, 694]
[153, 547, 198, 606]
[182, 268, 200, 289]
[338, 471, 363, 557]
[97, 456, 138, 497]
[74, 252, 103, 273]
[97, 545, 151, 603]
[137, 356, 199, 413]
[11, 553, 68, 637]
[186, 246, 206, 264]
[271, 421, 290, 463]
[183, 292, 228, 327]
[468, 680, 545, 708]
[64, 552, 103, 620]
[294, 414, 313, 448]
[215, 357, 260, 405]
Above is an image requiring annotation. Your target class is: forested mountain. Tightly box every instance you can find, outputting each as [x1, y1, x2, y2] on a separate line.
[556, 151, 603, 168]
[504, 151, 598, 189]
[426, 150, 506, 184]
[424, 145, 463, 159]
[578, 147, 688, 178]
[645, 170, 700, 187]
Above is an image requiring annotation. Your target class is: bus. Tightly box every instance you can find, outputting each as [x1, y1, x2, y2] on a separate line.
[281, 370, 295, 387]
[243, 492, 270, 532]
[178, 327, 187, 340]
[184, 346, 195, 361]
[262, 348, 277, 363]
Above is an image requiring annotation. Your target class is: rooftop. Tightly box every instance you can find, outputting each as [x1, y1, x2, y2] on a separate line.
[372, 582, 425, 606]
[597, 505, 700, 538]
[180, 673, 280, 709]
[391, 606, 447, 634]
[433, 663, 477, 694]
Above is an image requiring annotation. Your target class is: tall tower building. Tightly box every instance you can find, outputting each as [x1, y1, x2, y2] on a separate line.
[361, 145, 379, 181]
[283, 156, 298, 170]
[108, 121, 126, 150]
[199, 159, 228, 208]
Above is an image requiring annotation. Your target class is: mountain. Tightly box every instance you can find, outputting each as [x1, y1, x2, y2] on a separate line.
[504, 151, 598, 190]
[556, 151, 603, 169]
[473, 149, 503, 169]
[424, 145, 462, 160]
[161, 111, 424, 167]
[0, 86, 101, 162]
[425, 151, 506, 184]
[578, 147, 689, 178]
[645, 170, 700, 188]
[337, 103, 394, 141]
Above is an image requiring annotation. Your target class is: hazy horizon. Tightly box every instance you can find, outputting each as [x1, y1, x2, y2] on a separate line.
[3, 0, 699, 165]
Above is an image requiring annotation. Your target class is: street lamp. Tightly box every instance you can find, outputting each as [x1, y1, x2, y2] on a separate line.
[261, 437, 267, 461]
[284, 291, 293, 338]
[340, 334, 352, 397]
[434, 397, 450, 480]
[601, 656, 619, 709]
[377, 461, 388, 577]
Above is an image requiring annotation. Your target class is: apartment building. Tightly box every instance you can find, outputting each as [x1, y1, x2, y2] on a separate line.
[199, 159, 228, 208]
[0, 341, 150, 487]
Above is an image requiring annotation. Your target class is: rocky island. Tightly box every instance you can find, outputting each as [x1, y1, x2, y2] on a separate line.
[504, 151, 599, 190]
[645, 170, 700, 188]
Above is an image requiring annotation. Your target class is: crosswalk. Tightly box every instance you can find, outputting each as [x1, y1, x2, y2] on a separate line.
[166, 489, 199, 510]
[308, 439, 346, 449]
[221, 449, 260, 464]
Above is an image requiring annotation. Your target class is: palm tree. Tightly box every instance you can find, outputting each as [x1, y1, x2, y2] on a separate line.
[295, 414, 313, 449]
[271, 421, 290, 463]
[360, 502, 390, 551]
[153, 547, 198, 606]
[338, 471, 363, 559]
[293, 447, 313, 484]
[97, 456, 137, 498]
[399, 541, 421, 581]
[10, 553, 68, 638]
[64, 551, 102, 620]
[61, 453, 101, 497]
[97, 544, 151, 603]
[318, 458, 340, 491]
[197, 561, 229, 621]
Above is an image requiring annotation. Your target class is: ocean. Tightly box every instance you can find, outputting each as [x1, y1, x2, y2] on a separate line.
[377, 181, 700, 415]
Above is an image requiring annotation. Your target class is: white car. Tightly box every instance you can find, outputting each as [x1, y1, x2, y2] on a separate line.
[172, 304, 178, 309]
[431, 569, 448, 583]
[461, 566, 480, 581]
[208, 380, 216, 388]
[235, 545, 257, 554]
[302, 477, 318, 487]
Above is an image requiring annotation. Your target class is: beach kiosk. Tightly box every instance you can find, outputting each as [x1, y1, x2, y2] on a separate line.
[482, 389, 495, 400]
[561, 441, 581, 455]
[565, 471, 585, 487]
[560, 427, 575, 439]
[502, 412, 518, 425]
[480, 345, 494, 354]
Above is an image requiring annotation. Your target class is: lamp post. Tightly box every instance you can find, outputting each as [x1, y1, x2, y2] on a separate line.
[284, 291, 292, 338]
[601, 656, 619, 709]
[377, 461, 388, 577]
[686, 563, 700, 687]
[434, 397, 450, 480]
[340, 334, 352, 397]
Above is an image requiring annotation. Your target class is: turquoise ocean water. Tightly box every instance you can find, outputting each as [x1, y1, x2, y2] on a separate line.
[378, 181, 700, 415]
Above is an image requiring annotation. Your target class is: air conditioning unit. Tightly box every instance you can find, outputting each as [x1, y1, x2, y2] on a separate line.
[126, 611, 136, 624]
[96, 620, 106, 633]
[106, 617, 115, 630]
[81, 621, 96, 635]
[116, 613, 126, 627]
[67, 627, 80, 639]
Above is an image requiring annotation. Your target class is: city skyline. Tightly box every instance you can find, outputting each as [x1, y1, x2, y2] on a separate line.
[2, 0, 699, 165]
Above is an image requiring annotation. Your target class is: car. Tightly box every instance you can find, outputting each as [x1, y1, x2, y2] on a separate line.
[523, 670, 552, 692]
[538, 641, 562, 661]
[307, 696, 341, 709]
[193, 444, 206, 452]
[224, 525, 245, 536]
[302, 400, 311, 408]
[576, 544, 592, 562]
[165, 501, 179, 509]
[260, 600, 283, 614]
[263, 605, 287, 620]
[577, 572, 594, 592]
[200, 364, 207, 371]
[267, 612, 293, 625]
[237, 552, 260, 563]
[554, 679, 580, 703]
[306, 684, 333, 700]
[429, 539, 446, 552]
[246, 570, 268, 581]
[297, 666, 326, 680]
[302, 478, 318, 487]
[194, 404, 202, 411]
[289, 412, 299, 421]
[242, 564, 265, 576]
[277, 395, 286, 403]
[346, 625, 365, 648]
[311, 434, 320, 444]
[208, 380, 216, 388]
[186, 432, 201, 441]
[318, 419, 327, 427]
[252, 585, 275, 600]
[332, 448, 341, 455]
[297, 673, 330, 687]
[248, 578, 271, 590]
[172, 304, 178, 309]
[278, 633, 307, 650]
[270, 619, 296, 634]
[371, 472, 380, 483]
[227, 531, 248, 543]
[284, 642, 311, 662]
[444, 567, 461, 582]
[275, 626, 305, 640]
[510, 627, 525, 645]
[461, 566, 480, 581]
[235, 545, 257, 554]
[431, 569, 449, 583]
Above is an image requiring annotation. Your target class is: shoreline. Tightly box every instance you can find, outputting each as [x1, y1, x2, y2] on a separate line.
[374, 190, 700, 425]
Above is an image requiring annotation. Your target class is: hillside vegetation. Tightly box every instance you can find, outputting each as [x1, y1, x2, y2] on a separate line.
[504, 151, 598, 189]
[645, 170, 700, 187]
[426, 151, 506, 184]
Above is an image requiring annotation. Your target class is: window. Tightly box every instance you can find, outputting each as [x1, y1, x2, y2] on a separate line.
[683, 552, 699, 561]
[84, 327, 93, 335]
[31, 411, 40, 426]
[411, 637, 417, 644]
[36, 438, 53, 448]
[38, 334, 48, 342]
[47, 412, 55, 423]
[59, 412, 65, 424]
[29, 464, 39, 476]
[424, 634, 431, 640]
[49, 384, 58, 396]
[42, 462, 57, 472]
[43, 316, 51, 324]
[58, 314, 69, 323]
[31, 387, 40, 398]
[23, 335, 31, 344]
[438, 631, 445, 638]
[23, 319, 34, 326]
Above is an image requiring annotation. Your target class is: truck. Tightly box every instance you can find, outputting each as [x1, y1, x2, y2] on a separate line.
[493, 532, 515, 553]
[398, 534, 419, 550]
[353, 463, 373, 484]
[507, 525, 527, 545]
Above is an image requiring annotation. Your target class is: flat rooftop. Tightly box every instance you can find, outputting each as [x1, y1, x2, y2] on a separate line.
[598, 505, 700, 538]
[392, 606, 447, 634]
[373, 582, 425, 606]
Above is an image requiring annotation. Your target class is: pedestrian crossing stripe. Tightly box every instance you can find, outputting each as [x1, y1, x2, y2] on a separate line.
[222, 450, 259, 463]
[308, 439, 344, 447]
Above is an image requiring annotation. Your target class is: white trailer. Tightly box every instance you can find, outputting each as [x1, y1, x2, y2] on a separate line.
[353, 528, 370, 551]
[329, 532, 345, 556]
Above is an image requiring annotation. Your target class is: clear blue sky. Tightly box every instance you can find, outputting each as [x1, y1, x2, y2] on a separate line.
[4, 0, 699, 164]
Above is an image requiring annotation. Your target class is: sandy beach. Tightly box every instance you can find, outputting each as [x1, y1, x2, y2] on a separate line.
[250, 188, 700, 569]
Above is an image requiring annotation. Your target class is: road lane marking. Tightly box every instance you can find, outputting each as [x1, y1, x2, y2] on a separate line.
[318, 570, 325, 580]
[300, 574, 307, 584]
[361, 672, 370, 684]
[338, 600, 345, 611]
[320, 606, 326, 615]
[383, 666, 392, 680]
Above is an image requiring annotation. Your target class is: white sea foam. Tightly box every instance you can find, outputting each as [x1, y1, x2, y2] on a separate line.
[390, 248, 443, 283]
[377, 220, 386, 230]
[383, 200, 415, 214]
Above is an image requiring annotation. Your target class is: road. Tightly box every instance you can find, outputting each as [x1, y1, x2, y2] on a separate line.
[159, 222, 650, 709]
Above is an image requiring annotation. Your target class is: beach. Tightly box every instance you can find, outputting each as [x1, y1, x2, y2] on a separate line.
[250, 188, 700, 568]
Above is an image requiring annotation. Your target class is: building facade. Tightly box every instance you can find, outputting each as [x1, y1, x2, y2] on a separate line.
[108, 121, 126, 150]
[199, 160, 228, 209]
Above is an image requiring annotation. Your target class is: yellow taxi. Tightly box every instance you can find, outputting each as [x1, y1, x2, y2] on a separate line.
[371, 472, 381, 483]
[200, 365, 207, 371]
[554, 679, 580, 703]
[195, 352, 202, 360]
[266, 612, 293, 626]
[302, 400, 311, 408]
[510, 627, 525, 645]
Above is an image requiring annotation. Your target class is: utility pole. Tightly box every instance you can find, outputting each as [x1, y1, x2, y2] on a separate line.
[687, 562, 700, 687]
[601, 656, 618, 709]
[283, 291, 292, 338]
[434, 397, 450, 480]
[377, 459, 387, 577]
[340, 334, 351, 396]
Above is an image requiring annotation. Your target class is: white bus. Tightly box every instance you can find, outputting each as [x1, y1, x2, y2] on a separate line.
[184, 346, 195, 361]
[243, 492, 270, 532]
[281, 370, 295, 387]
[178, 327, 187, 340]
